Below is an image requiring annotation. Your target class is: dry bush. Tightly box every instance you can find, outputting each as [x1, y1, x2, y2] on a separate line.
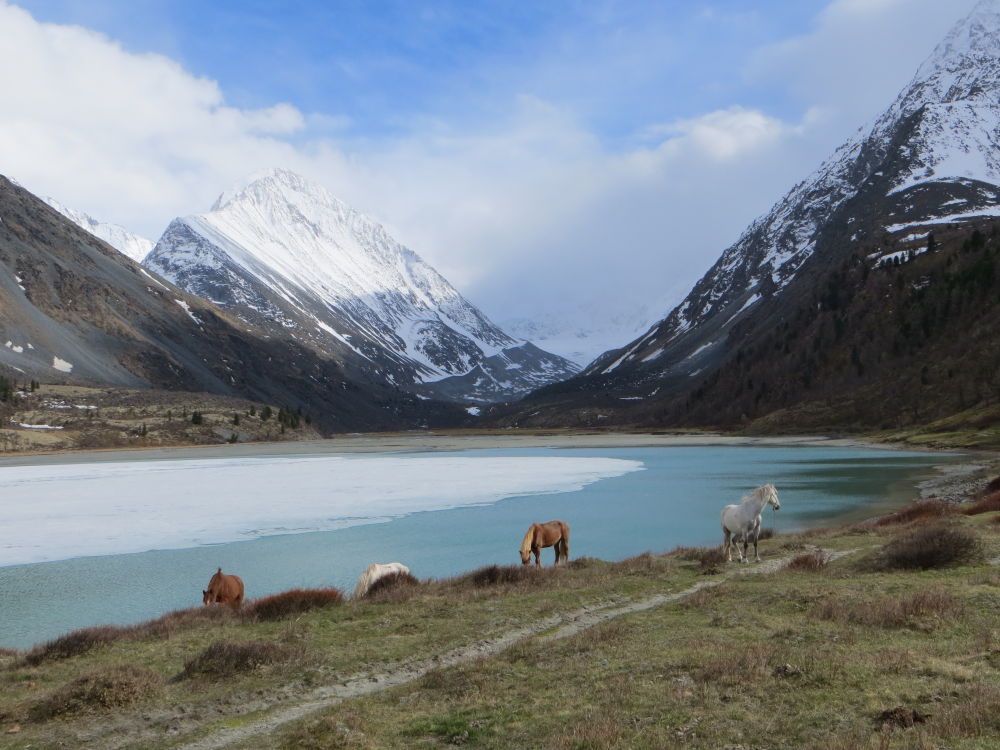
[814, 588, 964, 628]
[961, 490, 1000, 515]
[678, 585, 724, 611]
[243, 588, 344, 621]
[757, 527, 775, 540]
[670, 544, 727, 572]
[22, 625, 125, 665]
[28, 664, 161, 720]
[552, 717, 624, 749]
[875, 499, 952, 526]
[566, 556, 600, 570]
[182, 640, 293, 679]
[458, 564, 544, 588]
[864, 524, 981, 571]
[359, 572, 420, 602]
[133, 604, 238, 639]
[614, 551, 655, 573]
[786, 549, 828, 571]
[698, 546, 727, 573]
[929, 683, 1000, 739]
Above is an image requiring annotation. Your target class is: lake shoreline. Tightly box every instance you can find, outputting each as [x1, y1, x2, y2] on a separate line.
[0, 429, 957, 466]
[2, 430, 996, 501]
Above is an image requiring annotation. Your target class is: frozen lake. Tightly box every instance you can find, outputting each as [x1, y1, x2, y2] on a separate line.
[0, 442, 959, 648]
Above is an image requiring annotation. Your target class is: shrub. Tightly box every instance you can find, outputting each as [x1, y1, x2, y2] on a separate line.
[133, 603, 238, 639]
[614, 551, 655, 573]
[182, 640, 292, 679]
[669, 545, 726, 572]
[875, 499, 952, 526]
[359, 572, 419, 602]
[786, 549, 827, 571]
[961, 490, 1000, 515]
[463, 564, 542, 588]
[243, 588, 344, 621]
[29, 665, 161, 720]
[868, 524, 981, 570]
[23, 625, 124, 665]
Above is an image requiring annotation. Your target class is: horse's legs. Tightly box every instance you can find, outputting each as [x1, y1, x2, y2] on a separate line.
[533, 546, 541, 567]
[740, 534, 749, 564]
[723, 528, 732, 562]
[752, 531, 761, 562]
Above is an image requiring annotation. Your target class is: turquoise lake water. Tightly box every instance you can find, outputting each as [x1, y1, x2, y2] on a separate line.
[0, 443, 958, 648]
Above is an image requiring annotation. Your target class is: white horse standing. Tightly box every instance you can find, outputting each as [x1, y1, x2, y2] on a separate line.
[721, 483, 781, 563]
[352, 562, 411, 599]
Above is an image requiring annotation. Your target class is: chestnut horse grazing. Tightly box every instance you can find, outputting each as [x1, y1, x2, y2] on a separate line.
[519, 520, 570, 567]
[202, 567, 244, 610]
[352, 562, 411, 599]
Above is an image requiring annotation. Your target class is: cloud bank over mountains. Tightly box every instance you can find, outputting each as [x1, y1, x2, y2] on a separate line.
[0, 0, 978, 331]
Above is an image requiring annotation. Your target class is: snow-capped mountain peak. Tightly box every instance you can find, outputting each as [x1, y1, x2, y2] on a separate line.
[147, 169, 578, 402]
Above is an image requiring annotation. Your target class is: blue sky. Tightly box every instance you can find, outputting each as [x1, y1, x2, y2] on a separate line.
[0, 1, 982, 355]
[18, 1, 817, 142]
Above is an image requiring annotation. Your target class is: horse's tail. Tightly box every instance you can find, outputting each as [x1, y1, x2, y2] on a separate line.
[560, 521, 570, 561]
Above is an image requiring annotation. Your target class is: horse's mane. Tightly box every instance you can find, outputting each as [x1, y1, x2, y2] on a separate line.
[520, 525, 536, 555]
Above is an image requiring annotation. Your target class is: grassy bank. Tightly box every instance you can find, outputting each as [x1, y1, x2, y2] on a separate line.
[2, 496, 1000, 749]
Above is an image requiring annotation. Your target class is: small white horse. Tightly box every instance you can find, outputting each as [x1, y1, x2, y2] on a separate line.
[721, 483, 781, 563]
[352, 562, 411, 599]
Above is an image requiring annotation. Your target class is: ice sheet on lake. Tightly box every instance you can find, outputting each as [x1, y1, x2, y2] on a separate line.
[0, 454, 643, 566]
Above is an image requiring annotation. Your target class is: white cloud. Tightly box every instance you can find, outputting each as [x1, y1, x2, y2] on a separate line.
[0, 1, 985, 362]
[749, 0, 979, 136]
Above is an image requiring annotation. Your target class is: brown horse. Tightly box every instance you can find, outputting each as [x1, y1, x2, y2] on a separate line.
[519, 520, 570, 567]
[202, 567, 244, 610]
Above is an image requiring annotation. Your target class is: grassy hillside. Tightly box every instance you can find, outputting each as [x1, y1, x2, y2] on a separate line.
[3, 486, 1000, 749]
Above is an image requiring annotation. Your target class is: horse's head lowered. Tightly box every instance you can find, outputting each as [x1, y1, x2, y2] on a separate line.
[519, 527, 534, 565]
[763, 483, 780, 511]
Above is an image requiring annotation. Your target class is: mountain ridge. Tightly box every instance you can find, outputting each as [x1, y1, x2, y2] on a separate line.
[145, 168, 578, 403]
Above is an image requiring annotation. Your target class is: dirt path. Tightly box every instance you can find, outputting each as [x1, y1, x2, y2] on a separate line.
[174, 547, 858, 750]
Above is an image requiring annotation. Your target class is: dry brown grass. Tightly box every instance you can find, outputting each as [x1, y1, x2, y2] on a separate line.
[358, 572, 420, 603]
[960, 490, 1000, 515]
[243, 588, 345, 621]
[19, 606, 239, 664]
[28, 665, 162, 721]
[814, 588, 964, 628]
[862, 524, 981, 571]
[22, 625, 124, 666]
[182, 640, 295, 679]
[669, 544, 727, 573]
[694, 641, 777, 685]
[874, 499, 953, 526]
[786, 549, 828, 571]
[456, 564, 546, 588]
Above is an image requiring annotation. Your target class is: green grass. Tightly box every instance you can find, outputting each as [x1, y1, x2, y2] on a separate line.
[3, 517, 1000, 749]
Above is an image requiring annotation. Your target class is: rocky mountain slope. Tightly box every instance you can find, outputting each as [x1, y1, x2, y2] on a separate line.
[0, 175, 464, 432]
[144, 169, 578, 403]
[496, 0, 1000, 431]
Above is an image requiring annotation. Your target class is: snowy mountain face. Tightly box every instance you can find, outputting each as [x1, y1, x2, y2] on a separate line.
[501, 302, 665, 368]
[586, 0, 1000, 381]
[145, 169, 578, 403]
[42, 196, 154, 263]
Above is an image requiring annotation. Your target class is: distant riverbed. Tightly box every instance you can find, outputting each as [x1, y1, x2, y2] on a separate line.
[0, 436, 968, 648]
